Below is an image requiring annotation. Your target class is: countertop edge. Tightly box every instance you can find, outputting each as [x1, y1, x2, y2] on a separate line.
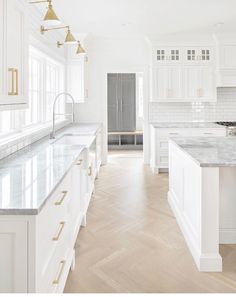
[0, 146, 86, 216]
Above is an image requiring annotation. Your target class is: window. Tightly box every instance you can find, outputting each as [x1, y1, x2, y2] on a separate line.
[0, 46, 65, 138]
[25, 46, 65, 126]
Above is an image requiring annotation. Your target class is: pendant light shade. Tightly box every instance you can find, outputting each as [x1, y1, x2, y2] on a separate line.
[76, 42, 86, 54]
[65, 28, 77, 44]
[43, 0, 60, 26]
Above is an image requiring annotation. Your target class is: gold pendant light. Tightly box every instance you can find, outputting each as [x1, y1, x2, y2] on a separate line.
[76, 42, 86, 54]
[43, 0, 60, 26]
[65, 28, 77, 44]
[30, 0, 61, 26]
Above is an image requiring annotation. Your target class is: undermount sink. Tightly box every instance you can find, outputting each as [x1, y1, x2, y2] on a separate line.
[52, 134, 95, 147]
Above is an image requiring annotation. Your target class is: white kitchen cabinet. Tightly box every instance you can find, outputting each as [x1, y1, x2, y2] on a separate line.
[184, 47, 212, 63]
[66, 55, 89, 103]
[218, 44, 236, 69]
[152, 65, 215, 102]
[215, 41, 236, 86]
[0, 221, 28, 293]
[95, 128, 102, 175]
[183, 66, 216, 102]
[155, 47, 181, 63]
[152, 66, 183, 101]
[0, 0, 28, 109]
[150, 125, 226, 174]
[151, 44, 216, 102]
[0, 142, 101, 293]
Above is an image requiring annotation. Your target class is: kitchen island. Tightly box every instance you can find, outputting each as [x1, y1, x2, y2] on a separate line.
[168, 137, 236, 272]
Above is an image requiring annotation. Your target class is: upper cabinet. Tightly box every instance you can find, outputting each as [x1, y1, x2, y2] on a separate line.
[184, 47, 211, 63]
[0, 0, 29, 109]
[151, 45, 216, 102]
[155, 48, 181, 63]
[67, 55, 89, 103]
[214, 35, 236, 87]
[66, 44, 89, 103]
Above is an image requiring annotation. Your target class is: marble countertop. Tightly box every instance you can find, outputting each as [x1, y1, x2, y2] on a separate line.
[170, 136, 236, 167]
[0, 123, 101, 215]
[150, 122, 225, 129]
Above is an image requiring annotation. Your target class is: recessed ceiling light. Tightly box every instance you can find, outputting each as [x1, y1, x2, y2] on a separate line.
[214, 22, 224, 27]
[121, 22, 133, 27]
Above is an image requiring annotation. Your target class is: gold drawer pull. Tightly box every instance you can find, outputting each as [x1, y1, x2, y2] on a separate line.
[8, 68, 15, 96]
[53, 260, 66, 285]
[76, 159, 83, 165]
[14, 69, 19, 96]
[54, 191, 68, 206]
[88, 166, 92, 176]
[52, 221, 65, 241]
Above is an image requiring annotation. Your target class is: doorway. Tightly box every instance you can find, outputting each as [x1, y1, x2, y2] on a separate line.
[107, 73, 144, 151]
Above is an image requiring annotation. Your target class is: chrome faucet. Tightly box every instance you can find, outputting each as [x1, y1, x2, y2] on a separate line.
[50, 92, 75, 139]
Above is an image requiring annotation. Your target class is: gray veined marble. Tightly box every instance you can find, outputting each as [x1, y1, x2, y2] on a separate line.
[0, 123, 101, 215]
[150, 122, 224, 129]
[170, 136, 236, 167]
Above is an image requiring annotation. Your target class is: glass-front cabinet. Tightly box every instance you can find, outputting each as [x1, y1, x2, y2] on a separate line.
[185, 47, 211, 63]
[156, 48, 181, 63]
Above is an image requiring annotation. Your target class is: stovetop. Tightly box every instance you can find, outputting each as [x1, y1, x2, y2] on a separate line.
[216, 122, 236, 127]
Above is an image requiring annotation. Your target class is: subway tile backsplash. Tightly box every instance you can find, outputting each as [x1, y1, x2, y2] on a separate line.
[149, 88, 236, 123]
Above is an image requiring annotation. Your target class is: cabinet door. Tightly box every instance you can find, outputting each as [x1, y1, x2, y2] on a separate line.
[155, 48, 181, 63]
[199, 67, 215, 101]
[119, 73, 136, 132]
[4, 0, 28, 106]
[67, 56, 88, 102]
[152, 67, 182, 101]
[185, 47, 211, 63]
[168, 67, 183, 100]
[219, 45, 236, 69]
[152, 67, 169, 101]
[67, 61, 84, 102]
[84, 56, 89, 99]
[107, 74, 120, 132]
[183, 67, 199, 99]
[183, 66, 215, 101]
[0, 221, 28, 293]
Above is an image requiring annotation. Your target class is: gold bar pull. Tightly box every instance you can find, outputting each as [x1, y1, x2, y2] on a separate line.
[8, 68, 15, 96]
[14, 69, 18, 96]
[54, 190, 68, 206]
[76, 159, 83, 166]
[88, 166, 92, 176]
[53, 260, 66, 285]
[52, 221, 66, 241]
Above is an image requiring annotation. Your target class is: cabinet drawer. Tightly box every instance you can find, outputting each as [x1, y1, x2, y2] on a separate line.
[190, 129, 226, 137]
[36, 172, 72, 274]
[39, 229, 71, 293]
[156, 129, 190, 138]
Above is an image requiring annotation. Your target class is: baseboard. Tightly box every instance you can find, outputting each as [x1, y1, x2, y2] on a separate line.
[220, 229, 236, 244]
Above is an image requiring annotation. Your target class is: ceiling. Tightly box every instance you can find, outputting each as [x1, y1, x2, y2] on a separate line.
[51, 0, 236, 39]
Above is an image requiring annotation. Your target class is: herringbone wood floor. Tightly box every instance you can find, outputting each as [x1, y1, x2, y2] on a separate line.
[64, 151, 236, 293]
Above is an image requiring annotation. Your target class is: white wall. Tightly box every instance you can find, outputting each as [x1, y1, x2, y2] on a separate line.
[74, 37, 151, 164]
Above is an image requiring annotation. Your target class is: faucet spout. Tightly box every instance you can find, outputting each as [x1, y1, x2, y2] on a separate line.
[50, 92, 75, 139]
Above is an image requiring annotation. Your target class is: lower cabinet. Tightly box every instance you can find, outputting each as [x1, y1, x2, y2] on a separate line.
[150, 125, 226, 173]
[0, 148, 99, 293]
[0, 221, 28, 293]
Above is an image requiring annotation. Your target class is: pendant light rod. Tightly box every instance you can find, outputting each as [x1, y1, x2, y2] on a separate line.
[41, 25, 69, 34]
